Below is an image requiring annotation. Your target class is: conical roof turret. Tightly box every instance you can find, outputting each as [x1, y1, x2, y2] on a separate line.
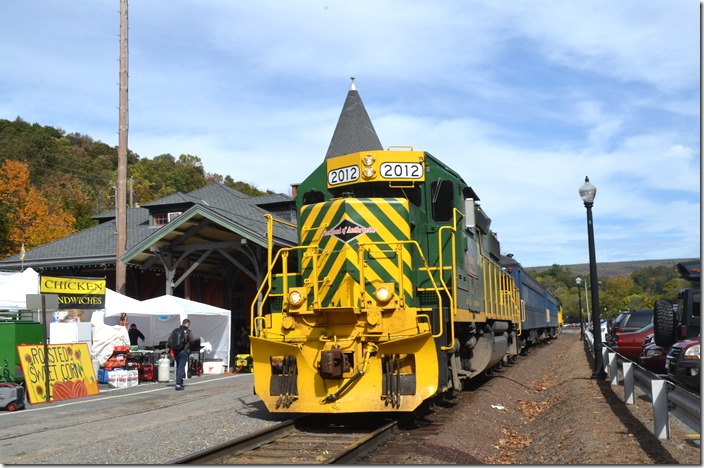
[324, 77, 383, 160]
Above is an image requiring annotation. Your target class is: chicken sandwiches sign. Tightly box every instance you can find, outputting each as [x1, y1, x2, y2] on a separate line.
[39, 275, 106, 309]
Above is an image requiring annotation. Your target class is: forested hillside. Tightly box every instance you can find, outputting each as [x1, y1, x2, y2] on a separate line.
[531, 258, 697, 278]
[0, 117, 270, 258]
[527, 259, 699, 324]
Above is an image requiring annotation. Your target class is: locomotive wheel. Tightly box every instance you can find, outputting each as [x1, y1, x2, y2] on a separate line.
[653, 299, 676, 347]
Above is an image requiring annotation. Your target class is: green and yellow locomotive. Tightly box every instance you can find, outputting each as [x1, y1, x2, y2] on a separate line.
[250, 81, 557, 414]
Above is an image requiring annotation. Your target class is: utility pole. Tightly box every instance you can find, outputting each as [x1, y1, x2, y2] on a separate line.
[116, 0, 129, 294]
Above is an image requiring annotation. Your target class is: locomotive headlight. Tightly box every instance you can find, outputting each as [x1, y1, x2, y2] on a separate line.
[288, 289, 304, 307]
[362, 154, 375, 166]
[375, 284, 393, 303]
[362, 166, 376, 178]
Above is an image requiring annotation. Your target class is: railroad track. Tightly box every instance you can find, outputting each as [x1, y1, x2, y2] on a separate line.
[167, 415, 399, 464]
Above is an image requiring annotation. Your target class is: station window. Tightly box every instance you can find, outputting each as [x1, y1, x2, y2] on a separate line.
[152, 213, 168, 226]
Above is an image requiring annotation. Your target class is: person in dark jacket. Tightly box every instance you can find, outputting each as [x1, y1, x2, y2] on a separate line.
[128, 323, 145, 347]
[169, 319, 195, 391]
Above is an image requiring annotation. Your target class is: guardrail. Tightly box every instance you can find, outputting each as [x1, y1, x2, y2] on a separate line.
[584, 330, 700, 440]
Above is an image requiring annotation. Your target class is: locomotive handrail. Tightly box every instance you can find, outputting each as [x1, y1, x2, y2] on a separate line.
[264, 214, 297, 270]
[437, 225, 456, 350]
[519, 299, 525, 334]
[253, 232, 447, 340]
[359, 239, 445, 337]
[250, 243, 309, 335]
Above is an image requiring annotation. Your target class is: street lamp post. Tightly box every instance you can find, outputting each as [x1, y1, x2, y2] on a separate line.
[575, 277, 584, 340]
[584, 280, 590, 322]
[579, 176, 607, 380]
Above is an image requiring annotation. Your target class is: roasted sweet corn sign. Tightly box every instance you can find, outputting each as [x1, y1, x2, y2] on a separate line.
[39, 276, 106, 309]
[17, 343, 99, 404]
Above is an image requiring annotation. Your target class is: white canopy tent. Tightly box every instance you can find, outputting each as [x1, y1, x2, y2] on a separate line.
[0, 272, 231, 366]
[103, 292, 181, 349]
[140, 295, 231, 366]
[0, 267, 39, 311]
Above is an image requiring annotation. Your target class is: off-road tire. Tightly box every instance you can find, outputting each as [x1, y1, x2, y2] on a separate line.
[653, 299, 676, 347]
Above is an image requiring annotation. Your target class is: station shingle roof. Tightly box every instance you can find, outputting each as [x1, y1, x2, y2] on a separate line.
[0, 184, 296, 272]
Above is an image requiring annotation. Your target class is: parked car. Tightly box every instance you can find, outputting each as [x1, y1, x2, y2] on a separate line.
[609, 309, 653, 347]
[607, 312, 630, 346]
[665, 336, 700, 390]
[639, 334, 668, 374]
[598, 319, 608, 342]
[613, 323, 654, 361]
[588, 319, 608, 342]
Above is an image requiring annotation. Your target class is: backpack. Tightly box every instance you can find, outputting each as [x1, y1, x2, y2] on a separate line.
[169, 327, 187, 352]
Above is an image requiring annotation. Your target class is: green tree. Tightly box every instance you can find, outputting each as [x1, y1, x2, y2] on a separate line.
[131, 153, 207, 204]
[631, 266, 678, 296]
[223, 175, 272, 196]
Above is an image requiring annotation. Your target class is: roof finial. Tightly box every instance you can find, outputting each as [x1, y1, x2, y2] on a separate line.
[350, 76, 356, 91]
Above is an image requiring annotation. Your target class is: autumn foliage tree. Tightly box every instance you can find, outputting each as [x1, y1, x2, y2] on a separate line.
[0, 160, 76, 258]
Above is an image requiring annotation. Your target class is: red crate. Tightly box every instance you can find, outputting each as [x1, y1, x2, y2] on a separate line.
[138, 363, 154, 382]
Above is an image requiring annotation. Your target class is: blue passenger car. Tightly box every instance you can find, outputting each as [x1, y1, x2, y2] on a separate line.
[500, 254, 560, 347]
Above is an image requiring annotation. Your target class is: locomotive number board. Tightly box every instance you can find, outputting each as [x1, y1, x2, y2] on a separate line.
[327, 151, 426, 188]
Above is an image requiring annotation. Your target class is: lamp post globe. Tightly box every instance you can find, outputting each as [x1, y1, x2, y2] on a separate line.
[579, 176, 606, 380]
[579, 177, 597, 204]
[575, 277, 584, 340]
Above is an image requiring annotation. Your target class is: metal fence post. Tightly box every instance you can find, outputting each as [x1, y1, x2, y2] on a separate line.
[651, 380, 670, 440]
[622, 362, 634, 404]
[608, 352, 618, 386]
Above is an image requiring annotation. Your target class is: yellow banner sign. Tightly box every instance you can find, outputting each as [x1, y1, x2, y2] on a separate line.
[17, 343, 99, 404]
[40, 276, 106, 309]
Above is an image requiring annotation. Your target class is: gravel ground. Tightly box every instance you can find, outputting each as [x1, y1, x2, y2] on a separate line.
[365, 329, 701, 464]
[1, 331, 700, 464]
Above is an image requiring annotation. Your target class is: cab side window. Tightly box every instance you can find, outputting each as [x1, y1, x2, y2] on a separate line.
[430, 180, 454, 223]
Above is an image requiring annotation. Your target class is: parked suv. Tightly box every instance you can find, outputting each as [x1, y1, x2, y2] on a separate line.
[639, 334, 668, 374]
[654, 260, 700, 390]
[665, 337, 700, 390]
[609, 309, 653, 347]
[613, 323, 654, 361]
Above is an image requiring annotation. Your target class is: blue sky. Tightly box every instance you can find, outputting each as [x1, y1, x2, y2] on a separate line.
[0, 1, 700, 267]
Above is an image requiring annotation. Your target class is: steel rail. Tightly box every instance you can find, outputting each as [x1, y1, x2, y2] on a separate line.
[167, 416, 398, 465]
[166, 419, 298, 464]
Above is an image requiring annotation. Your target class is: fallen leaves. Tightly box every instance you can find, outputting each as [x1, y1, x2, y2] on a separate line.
[488, 427, 533, 463]
[516, 399, 550, 419]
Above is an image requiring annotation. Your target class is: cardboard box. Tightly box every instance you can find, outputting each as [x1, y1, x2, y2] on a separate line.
[203, 361, 223, 374]
[107, 370, 118, 387]
[127, 369, 138, 387]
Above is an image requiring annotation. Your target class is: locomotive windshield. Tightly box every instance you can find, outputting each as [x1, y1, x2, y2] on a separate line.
[304, 182, 423, 207]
